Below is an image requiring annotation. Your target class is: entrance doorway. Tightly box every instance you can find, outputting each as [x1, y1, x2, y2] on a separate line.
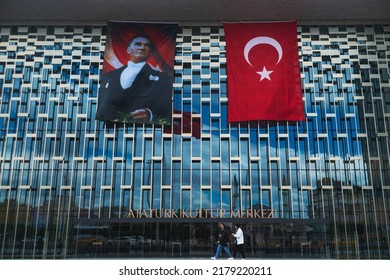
[71, 219, 331, 259]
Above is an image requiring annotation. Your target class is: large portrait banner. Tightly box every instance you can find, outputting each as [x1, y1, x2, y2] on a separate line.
[96, 21, 178, 125]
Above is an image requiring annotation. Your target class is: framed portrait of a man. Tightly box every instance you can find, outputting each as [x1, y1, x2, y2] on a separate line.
[96, 21, 177, 125]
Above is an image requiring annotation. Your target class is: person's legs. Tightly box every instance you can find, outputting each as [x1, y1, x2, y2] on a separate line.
[238, 244, 245, 259]
[213, 243, 222, 258]
[223, 245, 233, 258]
[233, 244, 237, 258]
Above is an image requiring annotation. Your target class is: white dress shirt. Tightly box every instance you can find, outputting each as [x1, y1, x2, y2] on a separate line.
[120, 61, 146, 89]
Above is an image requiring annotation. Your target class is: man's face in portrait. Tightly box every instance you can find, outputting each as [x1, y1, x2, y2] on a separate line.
[127, 37, 152, 63]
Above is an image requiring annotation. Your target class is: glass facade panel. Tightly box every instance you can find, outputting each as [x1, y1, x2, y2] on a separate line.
[0, 24, 389, 259]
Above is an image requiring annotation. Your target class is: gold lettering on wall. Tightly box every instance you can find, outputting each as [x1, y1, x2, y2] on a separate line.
[126, 208, 275, 219]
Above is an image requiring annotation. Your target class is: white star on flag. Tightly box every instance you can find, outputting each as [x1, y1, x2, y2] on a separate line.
[257, 66, 273, 81]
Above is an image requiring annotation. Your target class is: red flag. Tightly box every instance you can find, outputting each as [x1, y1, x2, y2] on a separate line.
[224, 21, 305, 122]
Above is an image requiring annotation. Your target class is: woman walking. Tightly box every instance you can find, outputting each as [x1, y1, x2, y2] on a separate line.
[211, 223, 233, 259]
[232, 224, 246, 259]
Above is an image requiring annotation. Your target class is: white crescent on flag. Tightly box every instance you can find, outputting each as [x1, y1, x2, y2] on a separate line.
[243, 36, 283, 81]
[244, 36, 283, 66]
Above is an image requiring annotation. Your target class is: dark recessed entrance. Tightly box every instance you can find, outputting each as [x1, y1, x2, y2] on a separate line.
[69, 218, 332, 259]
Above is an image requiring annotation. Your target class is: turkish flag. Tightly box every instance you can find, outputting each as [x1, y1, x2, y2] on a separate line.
[224, 21, 305, 122]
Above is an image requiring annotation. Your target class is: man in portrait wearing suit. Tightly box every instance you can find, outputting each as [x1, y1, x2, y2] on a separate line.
[96, 35, 172, 124]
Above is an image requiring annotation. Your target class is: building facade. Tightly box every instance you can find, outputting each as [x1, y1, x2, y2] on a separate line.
[0, 23, 389, 259]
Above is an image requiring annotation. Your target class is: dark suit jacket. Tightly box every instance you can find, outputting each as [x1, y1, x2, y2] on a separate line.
[218, 228, 229, 246]
[96, 64, 172, 124]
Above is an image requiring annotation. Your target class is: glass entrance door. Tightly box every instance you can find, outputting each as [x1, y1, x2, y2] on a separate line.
[71, 220, 331, 259]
